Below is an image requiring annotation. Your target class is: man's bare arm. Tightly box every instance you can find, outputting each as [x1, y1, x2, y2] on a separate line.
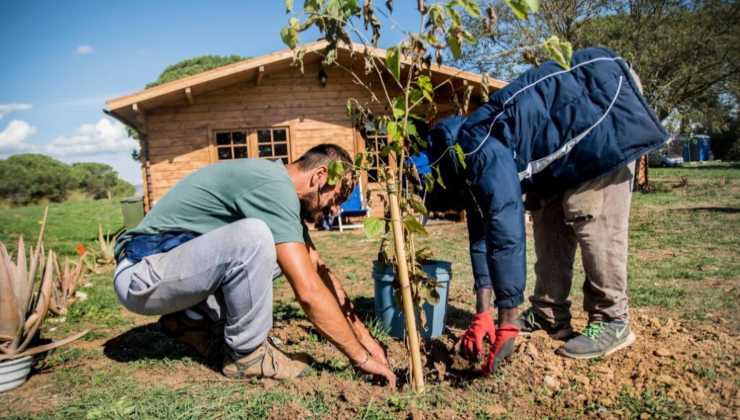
[305, 243, 388, 363]
[276, 242, 395, 385]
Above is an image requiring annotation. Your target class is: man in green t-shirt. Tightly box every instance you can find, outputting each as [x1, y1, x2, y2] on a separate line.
[113, 144, 395, 386]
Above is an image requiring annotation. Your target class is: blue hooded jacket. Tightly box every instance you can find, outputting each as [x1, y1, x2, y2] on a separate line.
[429, 48, 669, 308]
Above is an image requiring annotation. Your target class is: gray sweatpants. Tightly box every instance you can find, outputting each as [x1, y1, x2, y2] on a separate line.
[528, 162, 636, 324]
[113, 218, 281, 354]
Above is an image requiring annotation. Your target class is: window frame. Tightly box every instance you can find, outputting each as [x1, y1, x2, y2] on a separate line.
[210, 126, 291, 164]
[360, 121, 388, 183]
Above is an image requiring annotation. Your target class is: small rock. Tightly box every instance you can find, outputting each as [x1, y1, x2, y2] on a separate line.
[543, 375, 560, 390]
[654, 348, 671, 357]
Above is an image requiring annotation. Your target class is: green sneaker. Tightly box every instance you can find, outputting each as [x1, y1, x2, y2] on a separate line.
[513, 307, 574, 340]
[558, 320, 636, 359]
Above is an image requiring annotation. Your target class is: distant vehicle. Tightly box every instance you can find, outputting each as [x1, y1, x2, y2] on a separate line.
[648, 153, 684, 167]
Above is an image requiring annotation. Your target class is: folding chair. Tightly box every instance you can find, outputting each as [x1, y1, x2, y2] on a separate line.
[336, 183, 368, 232]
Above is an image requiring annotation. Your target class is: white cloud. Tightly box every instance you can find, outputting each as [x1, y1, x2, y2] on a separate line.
[76, 45, 94, 55]
[0, 103, 32, 119]
[45, 117, 137, 157]
[0, 120, 38, 155]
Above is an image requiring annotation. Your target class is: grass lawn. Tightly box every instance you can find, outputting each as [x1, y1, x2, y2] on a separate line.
[1, 163, 738, 419]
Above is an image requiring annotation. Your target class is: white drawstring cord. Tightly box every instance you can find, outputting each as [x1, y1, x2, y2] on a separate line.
[428, 56, 627, 168]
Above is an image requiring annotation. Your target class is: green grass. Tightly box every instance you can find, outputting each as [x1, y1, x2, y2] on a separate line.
[616, 387, 686, 419]
[0, 199, 123, 257]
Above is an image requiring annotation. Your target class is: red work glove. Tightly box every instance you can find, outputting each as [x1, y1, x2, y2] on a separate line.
[457, 311, 496, 361]
[483, 324, 519, 375]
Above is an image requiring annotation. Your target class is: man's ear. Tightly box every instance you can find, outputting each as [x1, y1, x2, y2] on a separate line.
[310, 166, 329, 189]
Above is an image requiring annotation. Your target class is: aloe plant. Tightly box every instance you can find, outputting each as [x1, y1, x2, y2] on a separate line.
[0, 208, 87, 361]
[96, 224, 116, 266]
[49, 251, 86, 316]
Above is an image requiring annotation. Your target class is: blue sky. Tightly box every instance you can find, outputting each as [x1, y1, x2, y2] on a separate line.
[0, 1, 419, 184]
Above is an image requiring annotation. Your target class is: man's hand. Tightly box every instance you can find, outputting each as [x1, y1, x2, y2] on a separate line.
[359, 333, 388, 366]
[355, 353, 396, 388]
[455, 310, 496, 361]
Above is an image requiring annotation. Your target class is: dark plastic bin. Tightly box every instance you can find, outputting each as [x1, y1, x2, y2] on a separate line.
[120, 196, 145, 229]
[373, 260, 452, 339]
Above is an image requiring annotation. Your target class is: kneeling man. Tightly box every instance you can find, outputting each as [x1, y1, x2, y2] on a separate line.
[114, 144, 395, 386]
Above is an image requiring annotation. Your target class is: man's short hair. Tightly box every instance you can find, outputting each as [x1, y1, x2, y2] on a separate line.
[294, 144, 354, 202]
[294, 143, 352, 171]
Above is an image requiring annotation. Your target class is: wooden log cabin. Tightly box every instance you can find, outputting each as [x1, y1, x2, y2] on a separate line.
[105, 42, 505, 213]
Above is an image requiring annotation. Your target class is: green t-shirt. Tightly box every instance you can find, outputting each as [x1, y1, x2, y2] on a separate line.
[115, 159, 306, 258]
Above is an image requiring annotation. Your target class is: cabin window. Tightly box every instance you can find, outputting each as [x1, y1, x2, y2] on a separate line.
[215, 130, 249, 161]
[213, 127, 290, 163]
[257, 128, 290, 164]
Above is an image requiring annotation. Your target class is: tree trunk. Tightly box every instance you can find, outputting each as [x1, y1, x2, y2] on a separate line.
[387, 187, 425, 393]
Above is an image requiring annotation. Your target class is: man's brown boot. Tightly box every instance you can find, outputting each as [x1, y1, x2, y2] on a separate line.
[222, 337, 310, 380]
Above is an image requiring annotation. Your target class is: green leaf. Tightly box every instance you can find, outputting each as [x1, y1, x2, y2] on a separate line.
[304, 0, 321, 13]
[417, 75, 433, 102]
[462, 30, 476, 44]
[447, 32, 462, 59]
[454, 143, 467, 169]
[387, 121, 401, 142]
[504, 0, 540, 20]
[446, 5, 462, 27]
[428, 4, 446, 27]
[285, 0, 293, 13]
[425, 172, 435, 191]
[392, 96, 405, 119]
[460, 0, 480, 17]
[404, 215, 428, 236]
[434, 165, 447, 189]
[364, 217, 386, 238]
[353, 152, 365, 171]
[409, 88, 423, 104]
[543, 35, 573, 70]
[416, 246, 433, 261]
[386, 47, 401, 81]
[327, 160, 346, 185]
[345, 0, 360, 14]
[406, 121, 419, 140]
[280, 25, 298, 49]
[408, 194, 428, 215]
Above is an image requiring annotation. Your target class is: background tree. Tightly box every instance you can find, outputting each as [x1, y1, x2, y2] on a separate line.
[455, 0, 740, 125]
[0, 155, 134, 206]
[127, 54, 251, 155]
[71, 162, 135, 199]
[0, 154, 76, 205]
[144, 55, 248, 88]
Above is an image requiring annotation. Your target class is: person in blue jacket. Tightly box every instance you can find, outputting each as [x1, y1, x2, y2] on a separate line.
[429, 48, 668, 372]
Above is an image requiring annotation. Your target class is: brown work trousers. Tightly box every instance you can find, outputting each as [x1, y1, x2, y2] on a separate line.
[528, 162, 636, 324]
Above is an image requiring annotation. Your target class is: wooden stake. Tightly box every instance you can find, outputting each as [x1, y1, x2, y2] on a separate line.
[388, 186, 424, 393]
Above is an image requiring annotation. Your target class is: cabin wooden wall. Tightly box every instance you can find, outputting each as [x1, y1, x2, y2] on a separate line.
[140, 61, 478, 210]
[143, 62, 374, 204]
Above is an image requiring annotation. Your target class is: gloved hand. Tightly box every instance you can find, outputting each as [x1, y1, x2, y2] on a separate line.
[483, 324, 519, 375]
[456, 311, 496, 361]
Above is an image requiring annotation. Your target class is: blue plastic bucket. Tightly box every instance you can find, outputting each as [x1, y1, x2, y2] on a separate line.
[373, 260, 452, 339]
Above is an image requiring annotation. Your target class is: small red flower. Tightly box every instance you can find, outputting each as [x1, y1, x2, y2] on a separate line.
[76, 244, 86, 256]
